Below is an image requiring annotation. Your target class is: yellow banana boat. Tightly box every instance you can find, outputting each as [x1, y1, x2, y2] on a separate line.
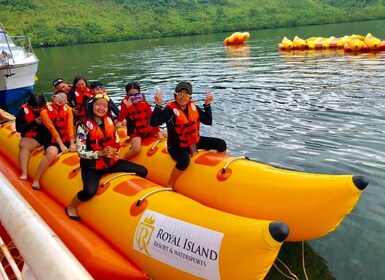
[120, 136, 368, 242]
[280, 33, 385, 52]
[278, 37, 295, 51]
[364, 33, 381, 50]
[293, 36, 306, 49]
[0, 112, 289, 280]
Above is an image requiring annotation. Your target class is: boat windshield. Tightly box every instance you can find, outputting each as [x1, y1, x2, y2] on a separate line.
[0, 30, 15, 47]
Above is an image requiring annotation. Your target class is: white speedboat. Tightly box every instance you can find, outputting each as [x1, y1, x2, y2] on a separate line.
[0, 23, 39, 114]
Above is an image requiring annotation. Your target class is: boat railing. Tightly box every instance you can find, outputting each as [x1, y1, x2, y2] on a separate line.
[9, 35, 34, 54]
[0, 236, 22, 280]
[1, 23, 35, 65]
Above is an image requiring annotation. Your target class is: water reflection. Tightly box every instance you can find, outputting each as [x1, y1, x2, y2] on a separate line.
[224, 44, 251, 58]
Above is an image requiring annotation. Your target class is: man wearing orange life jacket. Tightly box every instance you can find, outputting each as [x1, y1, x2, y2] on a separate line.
[31, 90, 76, 190]
[116, 82, 167, 159]
[16, 95, 50, 180]
[52, 78, 72, 94]
[150, 81, 227, 189]
[65, 93, 148, 221]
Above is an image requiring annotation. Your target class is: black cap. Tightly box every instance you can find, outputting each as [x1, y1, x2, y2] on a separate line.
[90, 81, 104, 90]
[53, 78, 64, 88]
[175, 81, 192, 95]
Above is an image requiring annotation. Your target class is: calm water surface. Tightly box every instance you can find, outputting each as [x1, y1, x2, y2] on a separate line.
[34, 20, 385, 279]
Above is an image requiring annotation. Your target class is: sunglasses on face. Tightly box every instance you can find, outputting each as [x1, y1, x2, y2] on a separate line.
[175, 92, 191, 99]
[94, 93, 110, 102]
[54, 95, 67, 103]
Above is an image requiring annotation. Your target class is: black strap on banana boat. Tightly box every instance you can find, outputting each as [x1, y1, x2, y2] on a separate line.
[136, 188, 173, 206]
[221, 156, 250, 174]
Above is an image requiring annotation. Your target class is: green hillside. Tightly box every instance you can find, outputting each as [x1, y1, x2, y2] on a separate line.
[1, 0, 385, 47]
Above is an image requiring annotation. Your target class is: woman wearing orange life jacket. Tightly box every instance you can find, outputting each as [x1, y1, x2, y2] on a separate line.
[116, 82, 167, 159]
[67, 75, 91, 121]
[31, 90, 77, 190]
[84, 81, 120, 118]
[16, 95, 49, 180]
[150, 81, 227, 189]
[65, 94, 148, 221]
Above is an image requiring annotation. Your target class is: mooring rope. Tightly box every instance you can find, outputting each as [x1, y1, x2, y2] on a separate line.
[274, 257, 299, 280]
[302, 241, 309, 280]
[273, 241, 309, 280]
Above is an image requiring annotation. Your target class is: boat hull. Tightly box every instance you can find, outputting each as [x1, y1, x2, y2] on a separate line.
[0, 85, 34, 115]
[0, 59, 38, 91]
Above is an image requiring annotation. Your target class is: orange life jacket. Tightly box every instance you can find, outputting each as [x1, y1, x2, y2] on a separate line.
[73, 87, 91, 117]
[20, 104, 40, 138]
[46, 103, 70, 143]
[166, 101, 200, 147]
[84, 115, 120, 170]
[122, 97, 153, 137]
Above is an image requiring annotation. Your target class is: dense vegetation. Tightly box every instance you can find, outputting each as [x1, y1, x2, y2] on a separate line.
[1, 0, 385, 47]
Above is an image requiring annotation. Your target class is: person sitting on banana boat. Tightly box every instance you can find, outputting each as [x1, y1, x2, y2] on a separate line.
[150, 81, 226, 189]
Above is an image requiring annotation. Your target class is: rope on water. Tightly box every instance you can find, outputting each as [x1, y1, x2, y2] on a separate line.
[273, 241, 309, 280]
[274, 257, 299, 280]
[302, 241, 309, 280]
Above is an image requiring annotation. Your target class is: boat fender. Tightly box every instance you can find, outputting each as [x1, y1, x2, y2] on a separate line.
[269, 222, 290, 242]
[352, 175, 369, 190]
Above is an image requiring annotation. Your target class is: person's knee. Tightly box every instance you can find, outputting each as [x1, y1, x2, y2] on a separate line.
[138, 166, 148, 178]
[45, 150, 58, 161]
[176, 157, 190, 171]
[78, 189, 97, 202]
[217, 139, 227, 152]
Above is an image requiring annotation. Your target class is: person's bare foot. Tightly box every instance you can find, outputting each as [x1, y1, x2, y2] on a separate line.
[20, 174, 28, 180]
[31, 180, 40, 190]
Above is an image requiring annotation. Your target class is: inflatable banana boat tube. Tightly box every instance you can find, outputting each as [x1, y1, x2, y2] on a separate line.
[224, 32, 250, 46]
[280, 33, 385, 52]
[120, 136, 368, 242]
[0, 114, 289, 280]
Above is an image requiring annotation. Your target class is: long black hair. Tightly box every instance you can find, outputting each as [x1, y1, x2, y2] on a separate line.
[27, 95, 46, 108]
